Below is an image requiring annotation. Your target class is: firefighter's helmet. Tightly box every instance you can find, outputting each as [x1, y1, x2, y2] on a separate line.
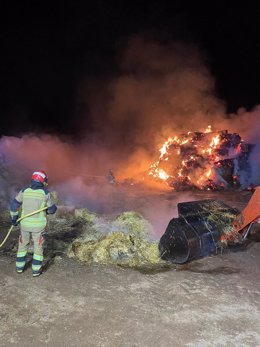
[31, 169, 48, 186]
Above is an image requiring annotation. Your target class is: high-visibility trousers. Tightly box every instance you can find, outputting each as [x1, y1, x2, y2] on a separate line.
[16, 230, 45, 272]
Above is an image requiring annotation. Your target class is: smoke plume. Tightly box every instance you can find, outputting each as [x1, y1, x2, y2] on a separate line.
[1, 36, 260, 235]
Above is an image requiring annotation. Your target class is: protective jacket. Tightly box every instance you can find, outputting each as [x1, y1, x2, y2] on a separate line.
[10, 181, 57, 232]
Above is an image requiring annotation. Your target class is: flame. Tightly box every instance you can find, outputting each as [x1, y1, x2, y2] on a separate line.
[159, 137, 174, 158]
[147, 126, 243, 190]
[158, 169, 169, 180]
[205, 125, 212, 133]
[206, 169, 212, 178]
[210, 135, 220, 148]
[149, 166, 169, 181]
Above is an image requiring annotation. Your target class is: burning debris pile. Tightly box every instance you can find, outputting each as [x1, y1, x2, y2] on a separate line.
[148, 126, 254, 190]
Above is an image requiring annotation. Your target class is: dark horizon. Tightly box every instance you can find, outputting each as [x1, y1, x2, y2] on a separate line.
[1, 1, 260, 138]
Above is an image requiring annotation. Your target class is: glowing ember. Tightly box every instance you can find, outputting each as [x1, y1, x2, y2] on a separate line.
[148, 127, 253, 190]
[159, 137, 174, 158]
[205, 125, 212, 133]
[158, 169, 169, 180]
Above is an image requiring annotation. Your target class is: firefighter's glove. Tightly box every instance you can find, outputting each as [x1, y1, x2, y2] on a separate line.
[11, 216, 19, 226]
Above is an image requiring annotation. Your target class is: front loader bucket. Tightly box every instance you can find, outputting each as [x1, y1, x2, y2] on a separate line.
[233, 187, 260, 233]
[159, 200, 239, 264]
[159, 218, 197, 263]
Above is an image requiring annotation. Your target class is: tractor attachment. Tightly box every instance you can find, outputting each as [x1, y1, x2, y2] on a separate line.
[159, 188, 260, 264]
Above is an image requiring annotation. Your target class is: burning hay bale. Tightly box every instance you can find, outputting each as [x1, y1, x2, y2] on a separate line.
[148, 128, 254, 190]
[67, 211, 165, 267]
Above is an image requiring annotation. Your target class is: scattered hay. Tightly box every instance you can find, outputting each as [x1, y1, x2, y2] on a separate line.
[112, 211, 152, 239]
[68, 211, 165, 267]
[74, 208, 97, 224]
[68, 231, 163, 267]
[201, 201, 240, 242]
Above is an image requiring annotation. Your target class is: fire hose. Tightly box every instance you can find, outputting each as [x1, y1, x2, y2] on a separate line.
[0, 206, 48, 248]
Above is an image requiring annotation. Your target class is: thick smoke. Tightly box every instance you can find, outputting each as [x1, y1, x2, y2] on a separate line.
[1, 36, 260, 235]
[81, 38, 227, 145]
[109, 37, 226, 141]
[79, 37, 228, 180]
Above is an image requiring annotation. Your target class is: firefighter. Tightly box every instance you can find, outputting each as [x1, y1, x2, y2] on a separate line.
[10, 170, 57, 277]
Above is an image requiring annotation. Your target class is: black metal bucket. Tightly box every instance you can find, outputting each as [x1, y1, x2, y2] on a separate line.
[159, 200, 239, 264]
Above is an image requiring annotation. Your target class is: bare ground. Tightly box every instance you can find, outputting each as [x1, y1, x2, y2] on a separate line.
[0, 190, 260, 347]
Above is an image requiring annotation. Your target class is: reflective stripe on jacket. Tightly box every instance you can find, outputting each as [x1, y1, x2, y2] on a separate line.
[11, 183, 56, 232]
[20, 188, 47, 230]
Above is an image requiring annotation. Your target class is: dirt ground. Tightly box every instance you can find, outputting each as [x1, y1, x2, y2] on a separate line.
[1, 189, 260, 347]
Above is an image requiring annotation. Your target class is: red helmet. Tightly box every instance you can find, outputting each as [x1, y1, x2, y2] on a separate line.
[31, 169, 48, 185]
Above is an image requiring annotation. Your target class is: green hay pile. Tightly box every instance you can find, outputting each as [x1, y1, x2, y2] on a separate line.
[67, 210, 165, 267]
[111, 211, 152, 239]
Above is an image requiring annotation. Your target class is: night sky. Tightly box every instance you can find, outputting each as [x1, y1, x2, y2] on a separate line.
[1, 1, 260, 138]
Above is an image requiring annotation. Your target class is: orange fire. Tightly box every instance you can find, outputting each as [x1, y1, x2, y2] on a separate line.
[148, 125, 233, 189]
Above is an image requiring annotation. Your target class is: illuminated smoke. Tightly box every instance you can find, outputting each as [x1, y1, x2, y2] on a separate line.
[1, 36, 260, 234]
[85, 37, 226, 144]
[78, 36, 228, 180]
